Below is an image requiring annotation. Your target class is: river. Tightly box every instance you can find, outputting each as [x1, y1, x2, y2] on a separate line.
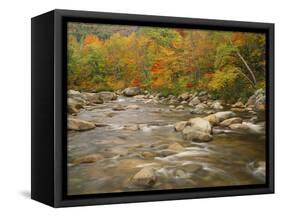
[67, 95, 266, 195]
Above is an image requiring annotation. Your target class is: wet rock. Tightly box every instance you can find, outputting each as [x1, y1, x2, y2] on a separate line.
[123, 124, 139, 131]
[187, 117, 212, 134]
[98, 91, 117, 101]
[182, 126, 212, 142]
[131, 167, 157, 187]
[107, 147, 129, 157]
[123, 87, 141, 97]
[112, 104, 126, 111]
[126, 104, 140, 109]
[73, 154, 103, 164]
[158, 149, 178, 157]
[168, 143, 185, 151]
[188, 96, 200, 107]
[174, 121, 188, 132]
[68, 118, 96, 131]
[133, 95, 146, 99]
[220, 117, 243, 127]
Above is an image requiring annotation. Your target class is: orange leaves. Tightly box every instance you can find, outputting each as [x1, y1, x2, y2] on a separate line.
[83, 34, 103, 47]
[131, 78, 141, 87]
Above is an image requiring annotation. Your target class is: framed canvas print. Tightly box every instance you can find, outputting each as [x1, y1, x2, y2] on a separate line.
[31, 9, 274, 207]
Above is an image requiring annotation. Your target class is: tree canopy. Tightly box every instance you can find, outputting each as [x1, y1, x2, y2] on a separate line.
[67, 22, 266, 102]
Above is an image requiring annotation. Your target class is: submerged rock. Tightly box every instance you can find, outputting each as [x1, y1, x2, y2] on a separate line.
[68, 118, 96, 131]
[131, 167, 157, 187]
[248, 161, 266, 181]
[112, 104, 126, 111]
[73, 154, 103, 164]
[182, 126, 212, 142]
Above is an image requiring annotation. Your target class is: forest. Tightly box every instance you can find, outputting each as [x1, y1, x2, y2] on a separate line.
[67, 22, 266, 102]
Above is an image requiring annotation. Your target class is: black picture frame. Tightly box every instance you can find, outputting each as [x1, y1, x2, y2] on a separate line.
[31, 9, 274, 207]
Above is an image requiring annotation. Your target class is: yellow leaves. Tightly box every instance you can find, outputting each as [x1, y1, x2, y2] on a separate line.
[208, 68, 238, 91]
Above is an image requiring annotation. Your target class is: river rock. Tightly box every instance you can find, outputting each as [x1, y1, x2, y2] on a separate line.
[204, 111, 235, 126]
[123, 87, 141, 97]
[73, 154, 103, 164]
[175, 105, 184, 110]
[98, 91, 117, 101]
[112, 104, 126, 111]
[174, 121, 188, 132]
[188, 97, 200, 106]
[131, 167, 157, 187]
[248, 161, 266, 181]
[140, 151, 157, 159]
[229, 123, 249, 130]
[126, 104, 140, 109]
[232, 101, 245, 108]
[168, 142, 185, 151]
[178, 92, 191, 101]
[68, 98, 83, 114]
[246, 89, 265, 111]
[220, 117, 243, 127]
[82, 92, 104, 104]
[68, 118, 96, 130]
[187, 117, 212, 134]
[211, 100, 224, 110]
[182, 126, 212, 142]
[68, 89, 81, 98]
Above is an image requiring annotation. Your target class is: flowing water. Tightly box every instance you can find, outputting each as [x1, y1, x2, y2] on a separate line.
[67, 96, 266, 195]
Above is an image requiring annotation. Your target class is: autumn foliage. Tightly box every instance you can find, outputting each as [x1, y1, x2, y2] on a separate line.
[67, 22, 266, 101]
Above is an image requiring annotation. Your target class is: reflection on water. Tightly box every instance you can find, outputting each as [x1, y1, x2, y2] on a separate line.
[68, 96, 266, 195]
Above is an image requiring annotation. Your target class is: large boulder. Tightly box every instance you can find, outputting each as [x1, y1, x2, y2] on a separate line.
[131, 167, 157, 187]
[220, 117, 243, 127]
[123, 87, 141, 97]
[68, 118, 96, 131]
[187, 117, 212, 134]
